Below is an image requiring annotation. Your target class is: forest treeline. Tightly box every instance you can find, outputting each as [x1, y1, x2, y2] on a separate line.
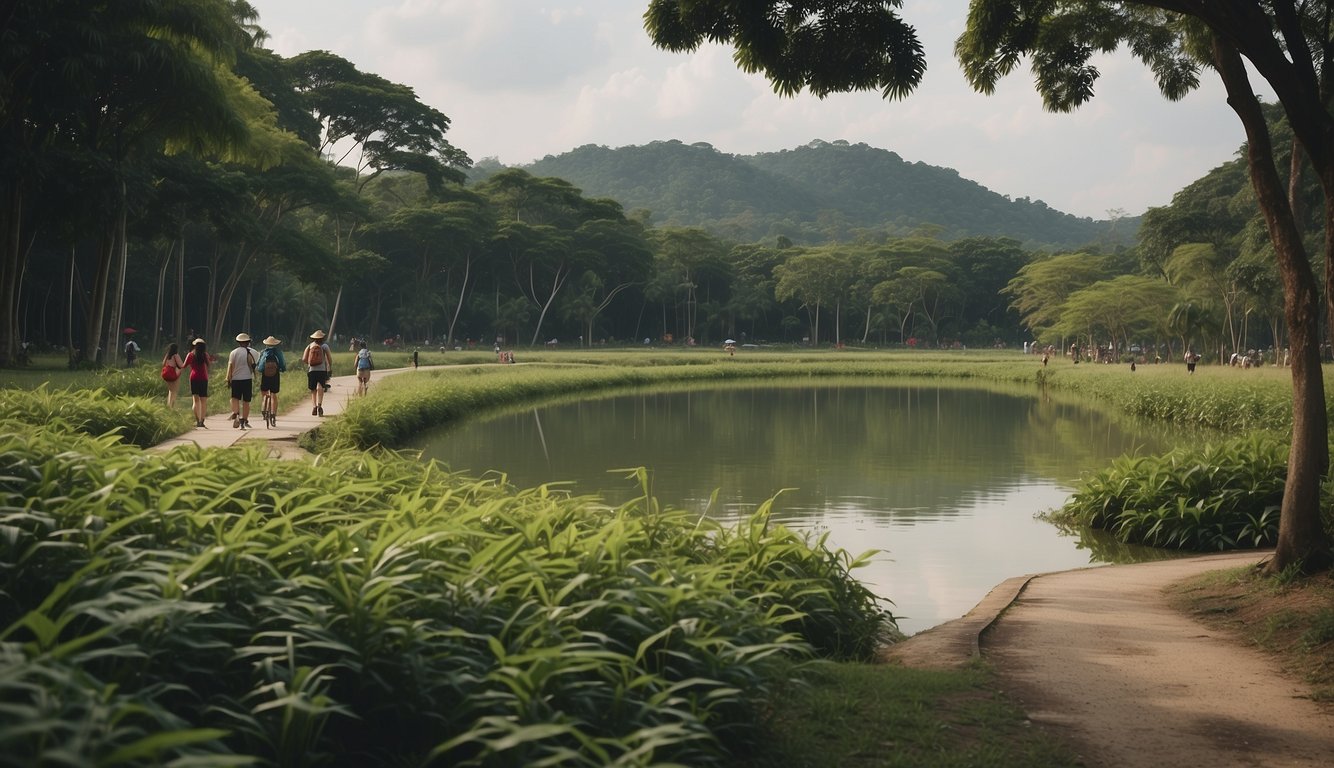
[478, 139, 1138, 250]
[0, 1, 1305, 366]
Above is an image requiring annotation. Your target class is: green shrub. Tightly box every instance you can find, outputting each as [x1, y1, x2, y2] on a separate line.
[0, 423, 893, 766]
[1053, 434, 1288, 550]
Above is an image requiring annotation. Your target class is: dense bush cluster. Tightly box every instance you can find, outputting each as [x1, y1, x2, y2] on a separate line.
[0, 423, 892, 766]
[1053, 435, 1300, 550]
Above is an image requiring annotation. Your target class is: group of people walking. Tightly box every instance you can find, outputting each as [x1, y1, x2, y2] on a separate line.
[159, 330, 337, 429]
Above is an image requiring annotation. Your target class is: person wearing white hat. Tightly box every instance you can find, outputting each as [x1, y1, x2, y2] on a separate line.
[302, 329, 333, 416]
[256, 336, 286, 428]
[183, 338, 211, 427]
[225, 332, 259, 429]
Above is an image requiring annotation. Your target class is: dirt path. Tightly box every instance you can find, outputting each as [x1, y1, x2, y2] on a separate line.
[979, 554, 1334, 767]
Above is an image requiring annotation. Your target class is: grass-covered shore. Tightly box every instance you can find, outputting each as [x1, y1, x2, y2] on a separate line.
[313, 349, 1296, 452]
[1, 349, 1327, 765]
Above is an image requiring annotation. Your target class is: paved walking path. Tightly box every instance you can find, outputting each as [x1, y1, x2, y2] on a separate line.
[153, 366, 412, 456]
[885, 552, 1334, 767]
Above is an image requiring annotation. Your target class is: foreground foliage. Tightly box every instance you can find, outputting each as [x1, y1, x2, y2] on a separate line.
[0, 423, 893, 766]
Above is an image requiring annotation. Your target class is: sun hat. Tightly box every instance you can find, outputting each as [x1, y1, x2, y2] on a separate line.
[235, 332, 252, 343]
[309, 330, 326, 340]
[192, 338, 206, 346]
[262, 335, 281, 346]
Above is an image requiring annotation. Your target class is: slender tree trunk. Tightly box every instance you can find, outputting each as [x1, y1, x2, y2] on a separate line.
[0, 186, 22, 365]
[84, 228, 115, 365]
[66, 247, 76, 365]
[328, 286, 343, 340]
[153, 241, 173, 354]
[1217, 39, 1330, 572]
[445, 256, 473, 348]
[174, 231, 185, 343]
[106, 181, 130, 365]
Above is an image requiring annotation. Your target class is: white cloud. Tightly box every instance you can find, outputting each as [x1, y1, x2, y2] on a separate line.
[250, 0, 1254, 219]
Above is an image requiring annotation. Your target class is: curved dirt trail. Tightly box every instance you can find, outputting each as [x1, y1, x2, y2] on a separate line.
[982, 553, 1334, 767]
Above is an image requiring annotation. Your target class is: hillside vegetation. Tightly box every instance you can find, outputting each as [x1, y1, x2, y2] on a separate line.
[471, 139, 1137, 249]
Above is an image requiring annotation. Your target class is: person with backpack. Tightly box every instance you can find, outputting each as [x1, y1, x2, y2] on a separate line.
[124, 335, 140, 367]
[303, 329, 333, 416]
[225, 332, 259, 429]
[355, 340, 374, 395]
[256, 336, 286, 428]
[160, 342, 186, 408]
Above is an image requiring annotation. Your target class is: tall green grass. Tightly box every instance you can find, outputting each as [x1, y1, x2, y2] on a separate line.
[0, 422, 893, 766]
[0, 385, 191, 447]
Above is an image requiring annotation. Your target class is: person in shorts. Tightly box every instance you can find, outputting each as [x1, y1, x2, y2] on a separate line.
[257, 336, 286, 425]
[225, 332, 259, 429]
[355, 340, 373, 395]
[183, 338, 210, 427]
[303, 329, 333, 416]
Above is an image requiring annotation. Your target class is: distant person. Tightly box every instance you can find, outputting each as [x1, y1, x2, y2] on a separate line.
[184, 338, 210, 427]
[1186, 351, 1199, 374]
[355, 340, 373, 395]
[225, 332, 258, 429]
[160, 343, 185, 408]
[412, 349, 419, 369]
[124, 335, 140, 367]
[1069, 342, 1079, 364]
[303, 329, 333, 416]
[257, 336, 286, 428]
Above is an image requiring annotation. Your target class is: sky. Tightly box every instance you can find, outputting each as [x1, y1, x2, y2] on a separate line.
[250, 0, 1255, 220]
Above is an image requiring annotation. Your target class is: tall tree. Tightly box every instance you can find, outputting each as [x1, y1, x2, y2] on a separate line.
[953, 1, 1333, 571]
[643, 0, 1334, 573]
[2, 0, 260, 364]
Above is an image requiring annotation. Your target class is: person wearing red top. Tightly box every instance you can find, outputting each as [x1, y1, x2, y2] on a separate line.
[183, 338, 211, 427]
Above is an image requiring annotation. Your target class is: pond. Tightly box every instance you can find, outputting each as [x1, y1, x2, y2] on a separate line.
[413, 381, 1181, 635]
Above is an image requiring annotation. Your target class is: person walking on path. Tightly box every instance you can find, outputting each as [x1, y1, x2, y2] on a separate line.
[161, 343, 186, 408]
[303, 330, 333, 416]
[355, 340, 373, 396]
[225, 333, 259, 430]
[256, 336, 286, 428]
[183, 338, 210, 428]
[124, 334, 140, 367]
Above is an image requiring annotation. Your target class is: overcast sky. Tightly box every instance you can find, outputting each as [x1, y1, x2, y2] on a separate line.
[250, 0, 1253, 220]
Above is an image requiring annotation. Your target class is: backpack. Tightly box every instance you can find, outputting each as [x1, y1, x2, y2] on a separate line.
[356, 348, 372, 370]
[307, 343, 324, 367]
[262, 350, 278, 377]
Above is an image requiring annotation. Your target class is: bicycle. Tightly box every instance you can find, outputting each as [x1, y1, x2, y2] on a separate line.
[261, 390, 277, 428]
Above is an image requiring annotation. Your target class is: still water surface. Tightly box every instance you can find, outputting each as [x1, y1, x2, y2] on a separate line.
[415, 382, 1177, 635]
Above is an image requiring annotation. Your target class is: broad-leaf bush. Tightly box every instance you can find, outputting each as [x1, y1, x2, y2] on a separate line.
[0, 422, 893, 766]
[1052, 434, 1302, 550]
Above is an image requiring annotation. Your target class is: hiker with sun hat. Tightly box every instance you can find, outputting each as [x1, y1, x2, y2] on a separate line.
[225, 332, 259, 429]
[256, 335, 286, 428]
[302, 329, 333, 416]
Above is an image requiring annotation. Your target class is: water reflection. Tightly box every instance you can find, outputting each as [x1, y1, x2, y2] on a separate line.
[415, 382, 1177, 635]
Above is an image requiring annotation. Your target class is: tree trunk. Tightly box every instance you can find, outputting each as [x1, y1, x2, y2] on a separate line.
[153, 241, 174, 354]
[108, 183, 130, 366]
[83, 228, 115, 365]
[1216, 39, 1331, 572]
[0, 186, 21, 366]
[175, 231, 185, 343]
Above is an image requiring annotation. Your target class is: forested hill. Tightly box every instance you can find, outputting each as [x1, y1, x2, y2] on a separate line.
[470, 139, 1136, 249]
